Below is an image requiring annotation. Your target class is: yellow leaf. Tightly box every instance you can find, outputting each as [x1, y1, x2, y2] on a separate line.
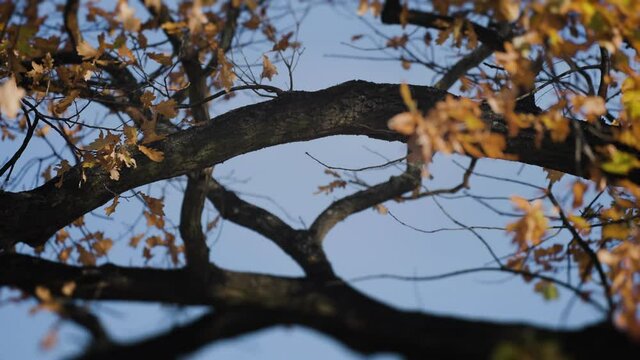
[602, 223, 629, 239]
[261, 55, 278, 81]
[61, 282, 76, 296]
[534, 280, 559, 300]
[161, 21, 187, 35]
[601, 148, 640, 175]
[506, 197, 548, 249]
[568, 214, 591, 235]
[35, 286, 53, 302]
[138, 144, 165, 162]
[374, 204, 388, 215]
[77, 245, 96, 266]
[399, 83, 417, 112]
[357, 0, 368, 16]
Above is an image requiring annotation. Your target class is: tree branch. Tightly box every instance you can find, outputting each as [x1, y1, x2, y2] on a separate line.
[1, 253, 638, 359]
[381, 0, 510, 50]
[204, 178, 334, 277]
[310, 163, 421, 242]
[0, 81, 632, 250]
[180, 170, 212, 282]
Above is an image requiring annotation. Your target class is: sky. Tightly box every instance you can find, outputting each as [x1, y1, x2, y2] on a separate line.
[0, 1, 606, 359]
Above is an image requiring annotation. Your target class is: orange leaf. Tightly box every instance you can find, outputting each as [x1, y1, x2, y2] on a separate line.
[261, 55, 278, 81]
[148, 52, 172, 66]
[138, 144, 165, 162]
[153, 99, 178, 118]
[105, 195, 120, 216]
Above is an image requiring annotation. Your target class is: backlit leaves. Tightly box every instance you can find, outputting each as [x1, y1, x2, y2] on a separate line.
[76, 41, 99, 60]
[261, 55, 278, 81]
[117, 0, 141, 32]
[0, 76, 25, 118]
[506, 196, 548, 250]
[105, 195, 120, 216]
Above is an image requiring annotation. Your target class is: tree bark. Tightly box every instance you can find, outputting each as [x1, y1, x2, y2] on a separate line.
[0, 81, 630, 250]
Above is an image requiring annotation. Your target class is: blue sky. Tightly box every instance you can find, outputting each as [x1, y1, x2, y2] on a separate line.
[0, 2, 605, 359]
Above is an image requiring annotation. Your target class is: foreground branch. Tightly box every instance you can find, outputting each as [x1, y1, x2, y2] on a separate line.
[1, 253, 638, 359]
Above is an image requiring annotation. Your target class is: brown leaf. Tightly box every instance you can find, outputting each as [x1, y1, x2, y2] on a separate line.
[261, 55, 278, 81]
[105, 195, 119, 216]
[153, 99, 178, 118]
[92, 238, 113, 256]
[140, 91, 156, 108]
[76, 245, 96, 266]
[0, 76, 26, 118]
[138, 144, 165, 162]
[148, 52, 172, 66]
[76, 40, 99, 60]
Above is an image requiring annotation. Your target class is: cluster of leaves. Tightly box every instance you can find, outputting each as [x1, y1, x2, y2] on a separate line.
[367, 0, 640, 336]
[0, 0, 295, 244]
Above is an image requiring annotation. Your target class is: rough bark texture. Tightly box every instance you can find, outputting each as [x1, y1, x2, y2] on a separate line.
[1, 80, 638, 359]
[0, 80, 628, 250]
[1, 252, 638, 359]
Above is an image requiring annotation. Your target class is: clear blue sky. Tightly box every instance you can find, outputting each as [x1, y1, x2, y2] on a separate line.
[0, 2, 603, 359]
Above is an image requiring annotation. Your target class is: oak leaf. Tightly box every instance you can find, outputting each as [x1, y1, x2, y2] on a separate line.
[261, 55, 278, 81]
[138, 144, 165, 162]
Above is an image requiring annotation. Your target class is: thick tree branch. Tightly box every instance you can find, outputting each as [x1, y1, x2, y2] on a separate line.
[435, 44, 494, 90]
[76, 309, 277, 360]
[1, 253, 638, 359]
[63, 0, 81, 48]
[179, 170, 212, 280]
[60, 302, 112, 348]
[310, 164, 421, 242]
[381, 0, 510, 50]
[0, 81, 631, 250]
[204, 179, 334, 277]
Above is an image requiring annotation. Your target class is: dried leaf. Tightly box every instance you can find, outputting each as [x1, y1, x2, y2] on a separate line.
[138, 144, 165, 162]
[261, 55, 278, 81]
[153, 99, 178, 118]
[76, 41, 99, 60]
[117, 1, 141, 32]
[105, 195, 119, 216]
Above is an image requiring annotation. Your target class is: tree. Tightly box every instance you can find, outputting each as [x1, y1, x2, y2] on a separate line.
[1, 0, 640, 358]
